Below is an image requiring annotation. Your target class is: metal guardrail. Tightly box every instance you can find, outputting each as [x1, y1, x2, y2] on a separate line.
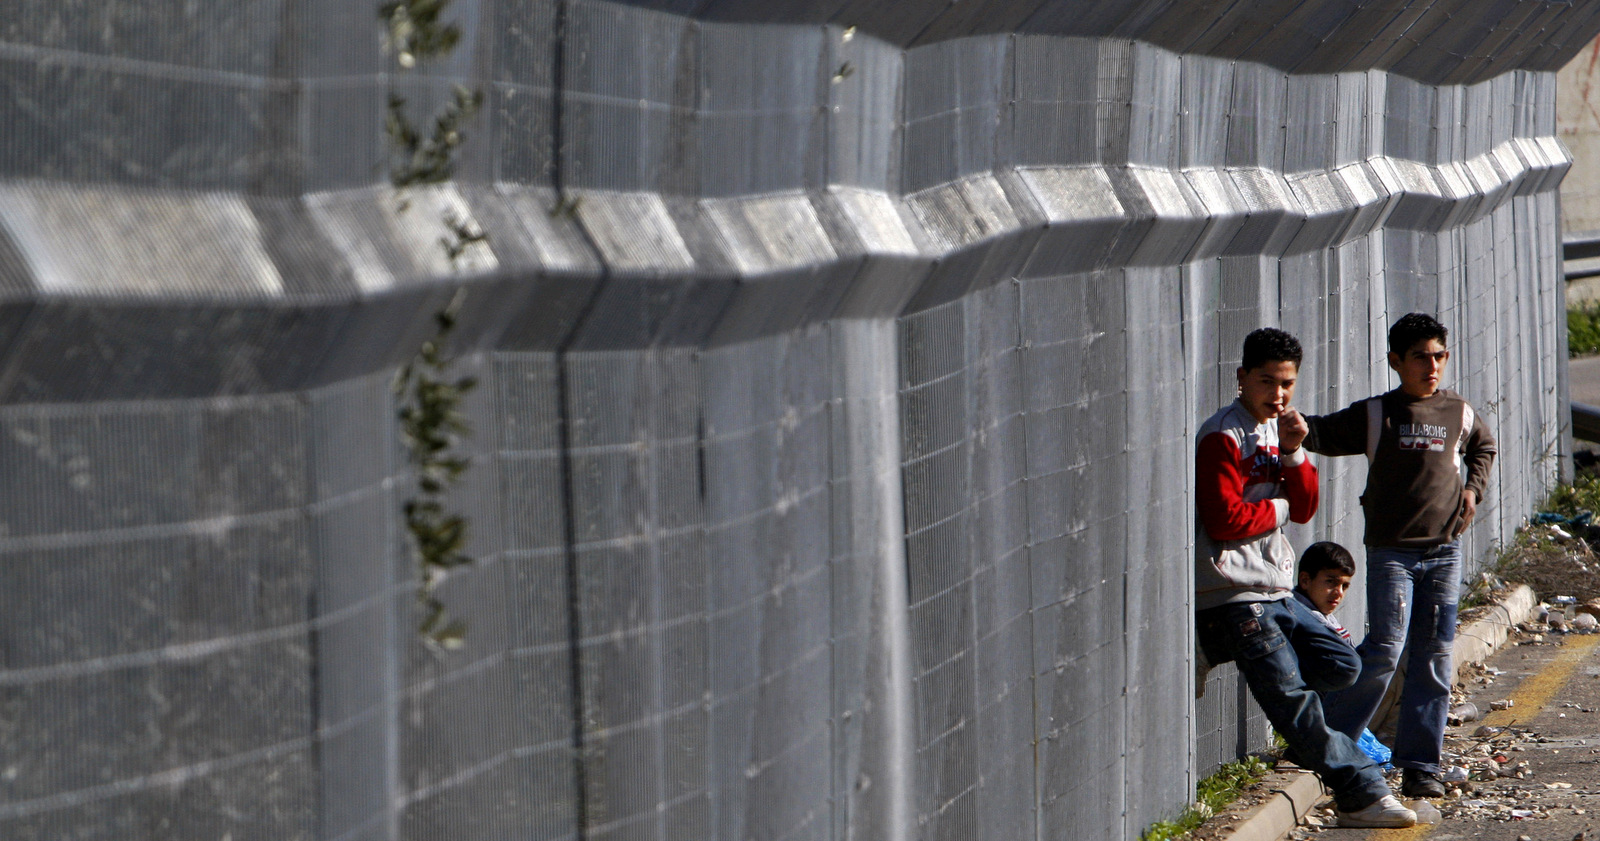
[1575, 401, 1600, 443]
[1567, 235, 1600, 261]
[1566, 233, 1600, 281]
[1554, 240, 1599, 445]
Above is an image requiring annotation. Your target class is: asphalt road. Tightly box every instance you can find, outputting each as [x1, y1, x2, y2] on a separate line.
[1302, 626, 1600, 841]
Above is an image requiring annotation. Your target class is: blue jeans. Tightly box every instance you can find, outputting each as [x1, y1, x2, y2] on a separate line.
[1197, 597, 1390, 811]
[1323, 542, 1460, 776]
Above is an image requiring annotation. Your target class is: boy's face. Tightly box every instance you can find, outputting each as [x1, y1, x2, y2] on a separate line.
[1235, 360, 1298, 425]
[1388, 337, 1449, 398]
[1298, 568, 1352, 615]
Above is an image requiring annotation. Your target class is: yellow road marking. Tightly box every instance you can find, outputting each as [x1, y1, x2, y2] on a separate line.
[1377, 822, 1433, 840]
[1480, 632, 1600, 728]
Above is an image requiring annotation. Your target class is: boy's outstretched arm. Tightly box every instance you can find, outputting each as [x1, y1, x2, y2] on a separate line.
[1303, 401, 1369, 457]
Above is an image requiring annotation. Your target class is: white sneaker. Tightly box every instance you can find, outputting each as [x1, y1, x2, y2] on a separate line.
[1336, 794, 1417, 828]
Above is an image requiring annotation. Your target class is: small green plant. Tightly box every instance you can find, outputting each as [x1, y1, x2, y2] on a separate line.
[1459, 570, 1498, 611]
[1570, 304, 1600, 358]
[380, 0, 463, 67]
[1141, 755, 1271, 841]
[395, 291, 478, 649]
[384, 86, 484, 188]
[1544, 473, 1600, 515]
[440, 212, 488, 266]
[379, 0, 485, 190]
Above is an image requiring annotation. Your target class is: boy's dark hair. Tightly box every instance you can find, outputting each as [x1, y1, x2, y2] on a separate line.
[1299, 541, 1356, 579]
[1240, 328, 1302, 371]
[1388, 312, 1448, 356]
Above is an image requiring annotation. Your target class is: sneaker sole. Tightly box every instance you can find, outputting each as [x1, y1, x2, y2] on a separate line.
[1401, 784, 1446, 798]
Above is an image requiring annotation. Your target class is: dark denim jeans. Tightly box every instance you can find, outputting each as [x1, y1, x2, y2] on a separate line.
[1198, 597, 1390, 812]
[1323, 542, 1460, 776]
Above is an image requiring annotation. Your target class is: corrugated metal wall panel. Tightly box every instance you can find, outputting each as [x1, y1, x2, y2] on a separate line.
[0, 2, 1589, 839]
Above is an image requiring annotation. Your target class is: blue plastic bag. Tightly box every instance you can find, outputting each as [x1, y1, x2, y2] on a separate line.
[1533, 510, 1594, 526]
[1357, 728, 1393, 769]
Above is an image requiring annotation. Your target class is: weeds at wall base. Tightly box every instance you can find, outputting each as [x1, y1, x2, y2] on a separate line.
[1140, 755, 1272, 841]
[1464, 473, 1600, 612]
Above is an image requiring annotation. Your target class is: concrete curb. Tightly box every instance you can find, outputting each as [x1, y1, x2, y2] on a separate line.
[1212, 584, 1540, 841]
[1452, 584, 1539, 680]
[1215, 770, 1324, 841]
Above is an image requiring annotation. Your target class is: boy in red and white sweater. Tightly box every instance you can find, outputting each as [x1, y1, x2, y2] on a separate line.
[1195, 328, 1413, 828]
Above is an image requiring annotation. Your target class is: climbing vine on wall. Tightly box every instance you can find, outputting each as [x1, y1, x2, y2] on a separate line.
[394, 292, 478, 649]
[380, 0, 462, 67]
[384, 87, 483, 188]
[379, 0, 487, 649]
[380, 0, 484, 188]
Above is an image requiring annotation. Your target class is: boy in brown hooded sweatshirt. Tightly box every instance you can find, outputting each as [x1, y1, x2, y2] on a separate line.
[1302, 313, 1497, 799]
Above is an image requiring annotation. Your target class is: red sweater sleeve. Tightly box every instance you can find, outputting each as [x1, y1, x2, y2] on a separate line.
[1197, 432, 1319, 540]
[1197, 432, 1280, 541]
